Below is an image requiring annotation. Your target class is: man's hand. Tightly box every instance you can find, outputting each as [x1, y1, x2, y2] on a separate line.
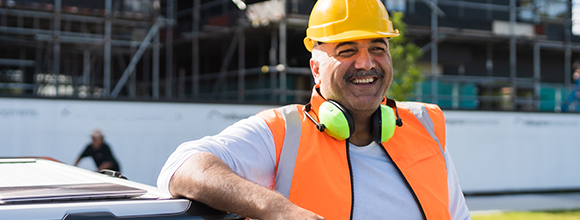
[169, 152, 325, 220]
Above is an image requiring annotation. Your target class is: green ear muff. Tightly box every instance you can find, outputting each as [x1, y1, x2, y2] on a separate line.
[378, 104, 396, 143]
[318, 100, 354, 140]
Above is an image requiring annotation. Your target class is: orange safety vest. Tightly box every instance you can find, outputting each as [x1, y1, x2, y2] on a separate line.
[257, 89, 450, 220]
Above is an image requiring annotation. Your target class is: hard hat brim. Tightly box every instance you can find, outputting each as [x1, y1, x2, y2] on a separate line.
[304, 29, 400, 52]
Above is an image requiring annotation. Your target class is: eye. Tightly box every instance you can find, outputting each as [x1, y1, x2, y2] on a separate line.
[370, 46, 387, 54]
[338, 49, 356, 57]
[371, 47, 386, 52]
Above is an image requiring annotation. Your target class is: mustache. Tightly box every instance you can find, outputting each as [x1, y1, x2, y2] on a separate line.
[343, 68, 385, 82]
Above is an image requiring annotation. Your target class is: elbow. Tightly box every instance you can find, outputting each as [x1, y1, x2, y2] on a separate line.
[168, 152, 219, 200]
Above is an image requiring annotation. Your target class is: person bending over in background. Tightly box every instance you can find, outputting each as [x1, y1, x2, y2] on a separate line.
[74, 129, 120, 172]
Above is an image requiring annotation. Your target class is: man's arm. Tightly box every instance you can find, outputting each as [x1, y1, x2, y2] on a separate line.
[170, 152, 324, 220]
[74, 146, 90, 166]
[73, 157, 81, 166]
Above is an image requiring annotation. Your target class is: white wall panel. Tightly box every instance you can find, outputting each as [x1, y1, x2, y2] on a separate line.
[2, 98, 580, 193]
[446, 110, 580, 193]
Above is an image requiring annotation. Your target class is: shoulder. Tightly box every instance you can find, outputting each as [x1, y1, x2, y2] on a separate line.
[255, 104, 303, 158]
[397, 101, 442, 111]
[255, 104, 303, 129]
[256, 108, 283, 122]
[256, 105, 302, 120]
[397, 101, 444, 121]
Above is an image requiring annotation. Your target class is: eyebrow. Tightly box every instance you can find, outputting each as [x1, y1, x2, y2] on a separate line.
[334, 38, 388, 50]
[335, 42, 356, 49]
[371, 38, 388, 47]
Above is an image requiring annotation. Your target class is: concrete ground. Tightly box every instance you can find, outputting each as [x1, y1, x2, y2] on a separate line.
[466, 193, 580, 215]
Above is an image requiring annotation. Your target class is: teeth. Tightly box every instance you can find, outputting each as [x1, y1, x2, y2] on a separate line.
[352, 78, 375, 84]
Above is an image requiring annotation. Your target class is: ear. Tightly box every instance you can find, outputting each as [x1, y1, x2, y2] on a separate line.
[310, 58, 321, 84]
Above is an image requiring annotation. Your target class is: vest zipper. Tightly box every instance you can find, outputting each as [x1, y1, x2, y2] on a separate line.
[379, 143, 427, 220]
[345, 140, 355, 220]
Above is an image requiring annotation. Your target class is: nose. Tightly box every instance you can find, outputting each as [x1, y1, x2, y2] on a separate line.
[353, 50, 375, 71]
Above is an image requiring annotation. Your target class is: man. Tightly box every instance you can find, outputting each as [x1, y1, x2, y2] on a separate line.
[74, 129, 120, 172]
[157, 0, 470, 219]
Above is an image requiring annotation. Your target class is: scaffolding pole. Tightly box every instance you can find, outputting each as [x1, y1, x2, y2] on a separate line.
[431, 0, 439, 104]
[0, 8, 150, 27]
[565, 0, 573, 103]
[83, 50, 90, 86]
[110, 17, 164, 98]
[52, 0, 61, 96]
[0, 59, 35, 67]
[211, 30, 240, 97]
[270, 27, 278, 102]
[166, 0, 174, 99]
[153, 23, 160, 99]
[192, 0, 200, 99]
[279, 0, 288, 103]
[129, 46, 137, 98]
[533, 42, 541, 110]
[238, 26, 245, 102]
[509, 0, 516, 110]
[104, 0, 112, 97]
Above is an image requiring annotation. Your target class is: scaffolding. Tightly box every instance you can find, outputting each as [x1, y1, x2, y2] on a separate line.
[1, 0, 580, 112]
[405, 0, 580, 111]
[177, 0, 312, 103]
[0, 0, 162, 99]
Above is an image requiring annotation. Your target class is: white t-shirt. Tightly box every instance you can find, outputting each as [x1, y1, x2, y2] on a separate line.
[157, 116, 471, 220]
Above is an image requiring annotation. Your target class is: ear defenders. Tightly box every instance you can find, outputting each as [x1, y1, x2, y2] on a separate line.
[317, 100, 355, 140]
[305, 100, 399, 143]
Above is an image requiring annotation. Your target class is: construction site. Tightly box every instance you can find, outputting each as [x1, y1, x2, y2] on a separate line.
[1, 0, 579, 112]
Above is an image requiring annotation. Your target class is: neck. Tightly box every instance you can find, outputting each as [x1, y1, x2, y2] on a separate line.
[348, 111, 374, 146]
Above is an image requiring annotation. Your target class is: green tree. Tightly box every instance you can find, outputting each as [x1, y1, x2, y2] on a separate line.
[387, 11, 424, 101]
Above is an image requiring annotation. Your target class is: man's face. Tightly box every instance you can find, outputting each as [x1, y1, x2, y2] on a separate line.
[310, 38, 393, 114]
[92, 136, 103, 148]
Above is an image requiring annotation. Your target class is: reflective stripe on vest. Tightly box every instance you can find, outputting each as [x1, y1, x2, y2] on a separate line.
[274, 105, 301, 198]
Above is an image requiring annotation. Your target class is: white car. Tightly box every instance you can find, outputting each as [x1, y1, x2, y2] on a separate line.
[0, 157, 242, 220]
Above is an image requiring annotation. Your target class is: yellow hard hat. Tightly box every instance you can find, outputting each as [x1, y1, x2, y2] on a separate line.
[304, 0, 400, 52]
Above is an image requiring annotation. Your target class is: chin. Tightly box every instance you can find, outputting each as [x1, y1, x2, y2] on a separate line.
[349, 100, 381, 112]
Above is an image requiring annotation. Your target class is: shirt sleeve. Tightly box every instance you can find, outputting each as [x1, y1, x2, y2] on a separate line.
[157, 115, 277, 197]
[79, 145, 91, 158]
[446, 148, 471, 220]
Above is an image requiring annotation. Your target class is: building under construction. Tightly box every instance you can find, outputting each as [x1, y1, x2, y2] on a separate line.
[1, 0, 579, 112]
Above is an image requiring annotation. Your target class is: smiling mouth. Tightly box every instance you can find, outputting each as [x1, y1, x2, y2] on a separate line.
[344, 68, 384, 84]
[351, 77, 377, 84]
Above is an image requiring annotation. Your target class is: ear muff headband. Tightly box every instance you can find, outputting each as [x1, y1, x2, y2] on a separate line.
[318, 100, 354, 140]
